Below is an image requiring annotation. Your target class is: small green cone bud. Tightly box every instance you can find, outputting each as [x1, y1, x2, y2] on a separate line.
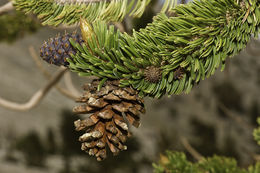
[80, 18, 94, 43]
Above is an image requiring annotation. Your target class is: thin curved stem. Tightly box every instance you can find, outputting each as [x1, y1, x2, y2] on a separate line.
[29, 46, 78, 100]
[0, 67, 67, 111]
[0, 2, 13, 15]
[64, 71, 82, 97]
[180, 137, 204, 161]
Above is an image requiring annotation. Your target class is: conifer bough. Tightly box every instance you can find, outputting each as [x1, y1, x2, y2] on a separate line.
[68, 0, 260, 98]
[14, 0, 174, 25]
[15, 0, 260, 160]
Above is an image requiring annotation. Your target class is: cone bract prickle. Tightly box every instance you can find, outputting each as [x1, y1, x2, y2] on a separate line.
[73, 80, 145, 161]
[40, 32, 83, 66]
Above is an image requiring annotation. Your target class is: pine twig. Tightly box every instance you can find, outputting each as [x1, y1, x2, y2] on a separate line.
[29, 46, 78, 100]
[180, 137, 204, 161]
[0, 67, 67, 111]
[0, 2, 13, 15]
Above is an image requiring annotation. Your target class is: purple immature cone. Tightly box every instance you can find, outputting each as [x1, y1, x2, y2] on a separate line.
[40, 32, 83, 66]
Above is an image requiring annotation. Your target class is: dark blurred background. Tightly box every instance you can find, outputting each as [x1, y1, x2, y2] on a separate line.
[0, 0, 259, 172]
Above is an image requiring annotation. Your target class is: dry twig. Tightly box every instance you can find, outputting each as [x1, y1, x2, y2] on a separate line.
[29, 46, 78, 100]
[64, 72, 82, 97]
[0, 2, 14, 15]
[180, 137, 204, 161]
[0, 68, 67, 111]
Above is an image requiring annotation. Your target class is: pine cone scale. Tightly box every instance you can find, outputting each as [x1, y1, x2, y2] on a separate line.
[88, 97, 108, 108]
[73, 104, 96, 114]
[103, 93, 121, 101]
[97, 107, 114, 119]
[126, 113, 140, 128]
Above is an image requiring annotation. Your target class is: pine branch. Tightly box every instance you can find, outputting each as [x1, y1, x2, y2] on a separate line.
[33, 0, 260, 161]
[68, 0, 260, 98]
[13, 0, 177, 25]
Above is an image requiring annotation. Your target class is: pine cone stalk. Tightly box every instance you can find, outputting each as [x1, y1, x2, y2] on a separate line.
[73, 80, 145, 161]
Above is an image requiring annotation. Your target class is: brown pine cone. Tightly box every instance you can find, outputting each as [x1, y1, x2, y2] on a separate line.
[73, 80, 145, 161]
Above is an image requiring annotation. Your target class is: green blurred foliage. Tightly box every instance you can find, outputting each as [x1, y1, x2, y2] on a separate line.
[0, 11, 40, 43]
[153, 151, 260, 173]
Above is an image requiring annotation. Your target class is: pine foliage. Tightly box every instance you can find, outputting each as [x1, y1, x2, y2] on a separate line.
[153, 151, 260, 173]
[13, 0, 260, 163]
[68, 0, 260, 98]
[13, 0, 177, 26]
